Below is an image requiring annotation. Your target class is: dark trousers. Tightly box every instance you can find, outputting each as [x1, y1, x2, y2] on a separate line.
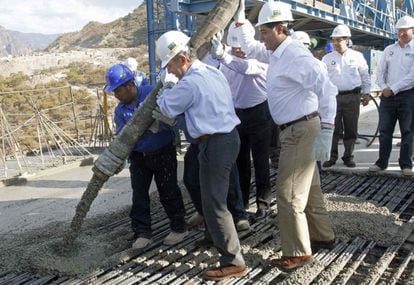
[236, 101, 272, 209]
[269, 122, 281, 167]
[183, 143, 247, 221]
[330, 93, 361, 162]
[198, 128, 244, 266]
[376, 91, 414, 169]
[129, 145, 186, 238]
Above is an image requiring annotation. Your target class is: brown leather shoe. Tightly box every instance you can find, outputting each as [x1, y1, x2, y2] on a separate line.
[203, 265, 248, 281]
[271, 255, 312, 270]
[311, 238, 336, 251]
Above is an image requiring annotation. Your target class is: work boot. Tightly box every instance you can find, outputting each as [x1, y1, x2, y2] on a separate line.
[203, 265, 248, 281]
[163, 231, 188, 245]
[322, 160, 336, 168]
[235, 219, 251, 232]
[132, 237, 151, 249]
[271, 255, 312, 271]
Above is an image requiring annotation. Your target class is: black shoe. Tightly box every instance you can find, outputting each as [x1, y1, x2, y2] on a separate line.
[195, 238, 213, 248]
[322, 160, 336, 168]
[254, 208, 269, 221]
[344, 160, 356, 168]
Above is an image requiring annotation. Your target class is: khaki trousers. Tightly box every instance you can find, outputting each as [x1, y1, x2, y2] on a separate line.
[277, 117, 335, 257]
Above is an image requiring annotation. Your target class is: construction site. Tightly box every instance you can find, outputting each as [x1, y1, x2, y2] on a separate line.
[1, 0, 414, 284]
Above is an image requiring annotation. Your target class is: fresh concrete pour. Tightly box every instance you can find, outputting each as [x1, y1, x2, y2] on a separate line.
[60, 0, 240, 250]
[0, 183, 410, 277]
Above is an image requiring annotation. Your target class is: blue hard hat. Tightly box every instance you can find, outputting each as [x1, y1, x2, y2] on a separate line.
[104, 64, 134, 93]
[324, 42, 334, 53]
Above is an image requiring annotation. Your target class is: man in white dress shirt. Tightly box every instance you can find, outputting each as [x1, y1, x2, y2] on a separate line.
[369, 16, 414, 176]
[211, 21, 272, 219]
[155, 30, 247, 281]
[234, 1, 337, 270]
[322, 25, 371, 168]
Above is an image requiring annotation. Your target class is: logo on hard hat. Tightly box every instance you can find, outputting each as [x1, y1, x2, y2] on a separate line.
[168, 42, 177, 52]
[269, 9, 282, 21]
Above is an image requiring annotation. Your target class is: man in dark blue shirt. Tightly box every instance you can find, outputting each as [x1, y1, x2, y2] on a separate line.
[104, 64, 187, 250]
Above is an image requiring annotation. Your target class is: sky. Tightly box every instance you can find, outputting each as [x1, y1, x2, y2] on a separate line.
[0, 0, 143, 35]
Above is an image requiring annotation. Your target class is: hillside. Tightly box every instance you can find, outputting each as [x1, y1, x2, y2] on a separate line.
[48, 3, 148, 51]
[11, 30, 60, 50]
[0, 26, 32, 56]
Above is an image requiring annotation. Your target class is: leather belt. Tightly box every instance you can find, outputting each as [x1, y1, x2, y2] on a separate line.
[279, 111, 319, 131]
[197, 134, 211, 142]
[396, 88, 414, 96]
[338, 87, 361, 95]
[197, 132, 227, 142]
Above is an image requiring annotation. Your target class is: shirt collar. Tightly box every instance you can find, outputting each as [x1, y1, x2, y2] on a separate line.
[395, 39, 414, 49]
[186, 59, 202, 75]
[272, 36, 292, 59]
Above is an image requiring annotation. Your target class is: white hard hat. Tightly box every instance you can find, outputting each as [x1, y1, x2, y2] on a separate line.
[330, 25, 351, 38]
[156, 30, 190, 68]
[124, 57, 138, 72]
[396, 15, 414, 29]
[256, 1, 293, 27]
[291, 31, 311, 46]
[227, 21, 255, 48]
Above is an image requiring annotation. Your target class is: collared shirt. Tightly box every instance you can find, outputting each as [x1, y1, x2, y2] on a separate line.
[114, 85, 174, 152]
[376, 40, 414, 94]
[157, 60, 240, 139]
[237, 28, 337, 125]
[219, 48, 268, 109]
[322, 49, 371, 93]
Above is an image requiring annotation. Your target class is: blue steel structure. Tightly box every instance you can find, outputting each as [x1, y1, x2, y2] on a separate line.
[146, 0, 414, 84]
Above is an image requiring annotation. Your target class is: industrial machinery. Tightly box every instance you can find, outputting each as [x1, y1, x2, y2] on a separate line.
[146, 0, 414, 83]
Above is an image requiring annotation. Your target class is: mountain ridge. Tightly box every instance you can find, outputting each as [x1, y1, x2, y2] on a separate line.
[47, 3, 148, 51]
[0, 25, 32, 56]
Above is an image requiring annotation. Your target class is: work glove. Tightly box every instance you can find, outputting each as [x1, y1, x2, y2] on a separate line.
[159, 69, 178, 89]
[148, 120, 160, 133]
[152, 106, 176, 126]
[312, 124, 334, 161]
[234, 0, 246, 23]
[114, 160, 126, 175]
[210, 32, 225, 59]
[361, 93, 370, 106]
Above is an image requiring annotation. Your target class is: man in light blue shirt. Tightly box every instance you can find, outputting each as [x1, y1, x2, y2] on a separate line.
[155, 30, 247, 281]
